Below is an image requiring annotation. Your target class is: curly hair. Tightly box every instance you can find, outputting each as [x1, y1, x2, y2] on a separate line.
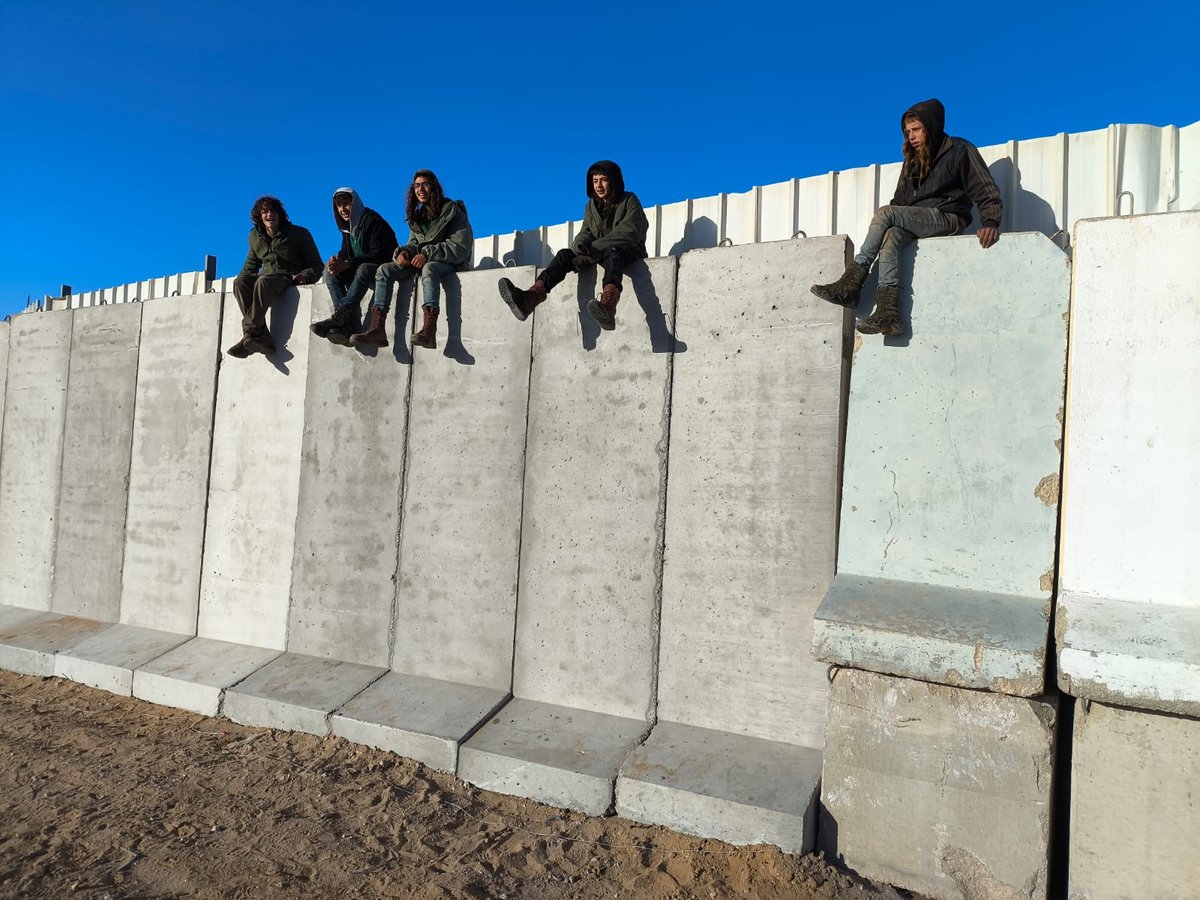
[250, 195, 290, 229]
[405, 170, 445, 225]
[901, 114, 933, 183]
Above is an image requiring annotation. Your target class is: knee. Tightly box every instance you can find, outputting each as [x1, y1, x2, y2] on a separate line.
[352, 263, 377, 283]
[870, 207, 896, 229]
[376, 262, 399, 284]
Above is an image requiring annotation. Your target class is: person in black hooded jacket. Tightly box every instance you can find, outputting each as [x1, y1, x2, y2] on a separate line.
[497, 160, 648, 331]
[811, 99, 1002, 336]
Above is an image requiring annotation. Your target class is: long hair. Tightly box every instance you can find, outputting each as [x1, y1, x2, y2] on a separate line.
[406, 170, 445, 224]
[901, 114, 933, 183]
[250, 195, 290, 228]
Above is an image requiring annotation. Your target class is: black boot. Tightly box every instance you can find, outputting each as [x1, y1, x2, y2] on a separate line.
[587, 283, 621, 331]
[856, 286, 904, 336]
[226, 335, 251, 358]
[497, 278, 547, 322]
[242, 325, 276, 356]
[411, 305, 438, 349]
[811, 261, 869, 308]
[350, 306, 389, 348]
[311, 303, 360, 345]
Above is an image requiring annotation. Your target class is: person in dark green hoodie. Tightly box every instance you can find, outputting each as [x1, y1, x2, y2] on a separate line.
[312, 187, 398, 345]
[498, 160, 648, 331]
[354, 170, 472, 349]
[230, 195, 324, 357]
[811, 98, 1002, 336]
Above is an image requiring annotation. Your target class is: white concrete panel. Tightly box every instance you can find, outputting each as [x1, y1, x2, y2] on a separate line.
[54, 624, 189, 695]
[472, 233, 498, 269]
[0, 614, 111, 676]
[793, 173, 833, 240]
[0, 312, 72, 610]
[0, 321, 9, 457]
[1010, 133, 1067, 237]
[544, 223, 572, 262]
[51, 303, 142, 621]
[120, 293, 223, 634]
[761, 178, 800, 242]
[1066, 125, 1113, 224]
[495, 232, 518, 268]
[198, 286, 311, 649]
[1178, 121, 1200, 211]
[689, 194, 723, 249]
[514, 227, 546, 267]
[658, 199, 690, 256]
[132, 636, 281, 716]
[725, 189, 757, 245]
[834, 163, 882, 244]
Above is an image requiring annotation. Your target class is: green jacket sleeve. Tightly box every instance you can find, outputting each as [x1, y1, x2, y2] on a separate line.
[239, 230, 262, 276]
[590, 194, 649, 254]
[422, 203, 474, 269]
[296, 227, 325, 284]
[573, 203, 599, 253]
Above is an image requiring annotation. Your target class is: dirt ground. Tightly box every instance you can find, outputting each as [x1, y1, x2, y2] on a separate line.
[0, 671, 918, 900]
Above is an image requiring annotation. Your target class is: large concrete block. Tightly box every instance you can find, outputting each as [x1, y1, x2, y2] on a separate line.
[51, 303, 142, 620]
[132, 637, 281, 716]
[458, 698, 648, 816]
[1057, 211, 1200, 710]
[286, 284, 410, 668]
[54, 624, 189, 695]
[198, 286, 311, 650]
[815, 233, 1069, 691]
[393, 267, 533, 690]
[823, 669, 1056, 900]
[0, 321, 8, 448]
[0, 603, 45, 631]
[222, 652, 385, 736]
[0, 312, 72, 610]
[0, 614, 111, 676]
[616, 721, 822, 853]
[330, 671, 509, 772]
[1068, 701, 1200, 900]
[120, 293, 223, 634]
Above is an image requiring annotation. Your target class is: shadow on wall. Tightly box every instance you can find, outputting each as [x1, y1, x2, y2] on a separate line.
[571, 260, 686, 354]
[983, 159, 1062, 245]
[265, 288, 300, 375]
[441, 275, 475, 366]
[668, 216, 719, 256]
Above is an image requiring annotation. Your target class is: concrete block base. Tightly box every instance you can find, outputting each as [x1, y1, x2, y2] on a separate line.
[330, 671, 510, 772]
[1057, 593, 1200, 716]
[1069, 701, 1200, 899]
[823, 669, 1055, 900]
[132, 637, 281, 716]
[615, 721, 821, 853]
[458, 698, 648, 816]
[54, 624, 191, 695]
[813, 574, 1049, 696]
[0, 604, 46, 631]
[0, 614, 112, 676]
[222, 652, 385, 735]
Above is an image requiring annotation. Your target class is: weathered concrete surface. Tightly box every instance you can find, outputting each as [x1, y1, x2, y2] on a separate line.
[1068, 701, 1200, 900]
[198, 286, 311, 650]
[511, 256, 677, 720]
[0, 603, 45, 630]
[53, 624, 189, 695]
[331, 671, 509, 772]
[51, 303, 142, 621]
[813, 575, 1048, 696]
[458, 698, 648, 816]
[223, 652, 385, 736]
[823, 669, 1055, 900]
[658, 238, 845, 746]
[287, 284, 410, 667]
[132, 637, 281, 716]
[822, 233, 1068, 690]
[1057, 593, 1200, 717]
[1057, 211, 1200, 709]
[393, 267, 533, 691]
[120, 293, 223, 634]
[616, 721, 822, 853]
[0, 312, 72, 610]
[0, 614, 111, 676]
[0, 321, 8, 452]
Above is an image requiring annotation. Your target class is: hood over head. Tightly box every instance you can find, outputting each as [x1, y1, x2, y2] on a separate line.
[332, 186, 365, 234]
[901, 98, 946, 155]
[585, 160, 626, 202]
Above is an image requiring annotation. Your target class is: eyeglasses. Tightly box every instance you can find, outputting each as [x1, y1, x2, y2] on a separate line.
[412, 182, 433, 190]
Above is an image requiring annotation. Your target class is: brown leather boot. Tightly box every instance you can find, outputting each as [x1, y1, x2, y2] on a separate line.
[497, 278, 547, 322]
[351, 306, 389, 347]
[587, 283, 621, 331]
[412, 305, 438, 349]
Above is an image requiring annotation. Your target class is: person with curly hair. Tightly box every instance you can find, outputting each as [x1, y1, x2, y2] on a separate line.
[230, 195, 323, 357]
[354, 171, 472, 349]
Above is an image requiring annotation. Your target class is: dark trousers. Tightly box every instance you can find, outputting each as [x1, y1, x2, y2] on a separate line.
[233, 272, 293, 333]
[540, 246, 639, 293]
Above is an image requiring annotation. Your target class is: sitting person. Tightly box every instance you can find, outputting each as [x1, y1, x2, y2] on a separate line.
[354, 170, 472, 349]
[497, 160, 648, 331]
[811, 98, 1002, 336]
[312, 187, 397, 345]
[230, 196, 323, 357]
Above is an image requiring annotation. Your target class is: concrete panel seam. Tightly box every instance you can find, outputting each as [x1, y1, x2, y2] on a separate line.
[506, 315, 536, 694]
[114, 307, 146, 622]
[192, 291, 227, 637]
[385, 330, 418, 666]
[47, 310, 76, 606]
[326, 667, 391, 726]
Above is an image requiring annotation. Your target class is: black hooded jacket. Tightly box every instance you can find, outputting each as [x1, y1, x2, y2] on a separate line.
[330, 188, 398, 268]
[890, 99, 1002, 230]
[573, 160, 649, 258]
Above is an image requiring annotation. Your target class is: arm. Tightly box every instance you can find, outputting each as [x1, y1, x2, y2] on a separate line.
[590, 194, 649, 254]
[573, 203, 598, 255]
[964, 143, 1002, 248]
[889, 163, 908, 207]
[239, 232, 262, 276]
[294, 228, 325, 284]
[419, 203, 473, 268]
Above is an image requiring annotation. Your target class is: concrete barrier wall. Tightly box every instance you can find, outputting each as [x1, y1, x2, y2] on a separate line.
[0, 322, 8, 458]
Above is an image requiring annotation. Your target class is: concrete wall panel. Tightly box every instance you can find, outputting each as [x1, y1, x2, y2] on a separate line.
[0, 321, 9, 458]
[0, 313, 73, 609]
[393, 267, 533, 689]
[120, 293, 223, 633]
[51, 303, 142, 620]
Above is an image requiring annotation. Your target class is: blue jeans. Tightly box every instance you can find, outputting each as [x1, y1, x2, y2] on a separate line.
[854, 206, 959, 288]
[322, 262, 379, 309]
[373, 260, 456, 312]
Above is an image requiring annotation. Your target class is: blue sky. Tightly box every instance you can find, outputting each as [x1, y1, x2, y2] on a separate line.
[1, 0, 1196, 318]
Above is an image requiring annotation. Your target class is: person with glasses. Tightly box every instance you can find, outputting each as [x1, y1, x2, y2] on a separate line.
[354, 170, 473, 349]
[497, 160, 647, 331]
[312, 187, 398, 345]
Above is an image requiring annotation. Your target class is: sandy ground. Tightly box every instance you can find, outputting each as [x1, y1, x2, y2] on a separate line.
[0, 671, 920, 900]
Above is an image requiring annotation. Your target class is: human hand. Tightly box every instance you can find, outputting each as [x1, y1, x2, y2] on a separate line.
[977, 227, 999, 249]
[292, 273, 307, 284]
[327, 256, 348, 274]
[394, 249, 410, 266]
[411, 253, 428, 269]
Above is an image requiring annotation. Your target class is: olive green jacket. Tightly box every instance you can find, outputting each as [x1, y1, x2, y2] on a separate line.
[399, 199, 473, 271]
[239, 222, 324, 283]
[573, 192, 649, 258]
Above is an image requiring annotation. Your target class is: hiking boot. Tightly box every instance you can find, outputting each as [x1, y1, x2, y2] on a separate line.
[856, 285, 904, 336]
[226, 337, 251, 358]
[242, 326, 276, 356]
[312, 303, 359, 345]
[351, 306, 389, 348]
[811, 261, 869, 308]
[497, 278, 546, 322]
[587, 283, 621, 331]
[412, 305, 438, 349]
